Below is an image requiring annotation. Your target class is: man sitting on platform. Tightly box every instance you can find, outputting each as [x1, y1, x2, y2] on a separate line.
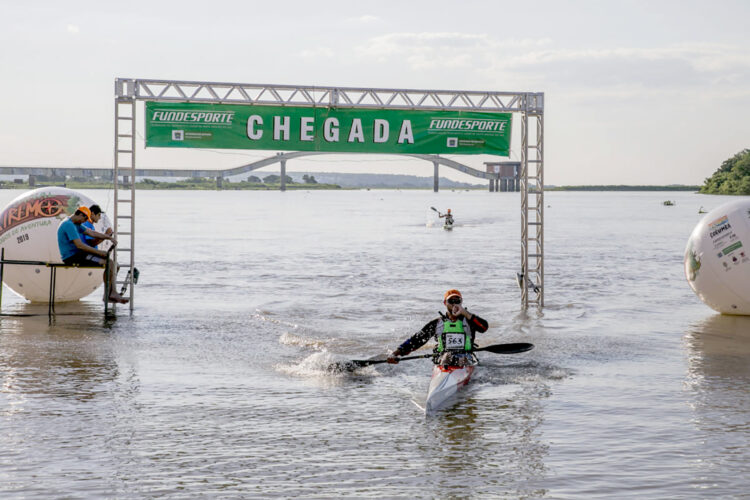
[78, 205, 113, 249]
[57, 208, 128, 304]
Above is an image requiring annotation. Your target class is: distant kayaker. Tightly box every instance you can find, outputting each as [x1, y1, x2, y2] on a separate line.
[386, 289, 488, 366]
[439, 208, 454, 226]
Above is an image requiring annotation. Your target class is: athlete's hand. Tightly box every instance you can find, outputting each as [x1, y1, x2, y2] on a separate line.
[386, 349, 401, 364]
[452, 304, 471, 319]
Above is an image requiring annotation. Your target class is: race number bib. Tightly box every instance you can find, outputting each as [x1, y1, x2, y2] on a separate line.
[445, 333, 466, 350]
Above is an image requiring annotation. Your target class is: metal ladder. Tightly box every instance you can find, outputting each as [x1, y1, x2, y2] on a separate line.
[520, 94, 544, 307]
[114, 80, 136, 310]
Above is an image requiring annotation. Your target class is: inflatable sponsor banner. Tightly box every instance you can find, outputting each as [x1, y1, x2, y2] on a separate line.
[0, 187, 103, 302]
[145, 102, 512, 155]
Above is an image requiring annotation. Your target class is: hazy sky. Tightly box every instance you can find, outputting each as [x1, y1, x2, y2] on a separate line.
[1, 0, 748, 185]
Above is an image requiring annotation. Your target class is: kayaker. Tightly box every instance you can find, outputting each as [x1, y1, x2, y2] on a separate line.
[386, 289, 488, 366]
[439, 208, 454, 226]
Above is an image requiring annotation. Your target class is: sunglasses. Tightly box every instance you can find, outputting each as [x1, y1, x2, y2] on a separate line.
[447, 297, 462, 305]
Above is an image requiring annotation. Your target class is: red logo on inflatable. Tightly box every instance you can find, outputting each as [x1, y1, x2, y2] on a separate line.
[0, 195, 71, 236]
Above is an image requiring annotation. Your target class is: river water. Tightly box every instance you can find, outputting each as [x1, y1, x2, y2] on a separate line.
[1, 188, 749, 498]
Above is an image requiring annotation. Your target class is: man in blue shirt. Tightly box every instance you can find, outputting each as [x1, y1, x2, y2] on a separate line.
[57, 209, 128, 304]
[76, 206, 97, 247]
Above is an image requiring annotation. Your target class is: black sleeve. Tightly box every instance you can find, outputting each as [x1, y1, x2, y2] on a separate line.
[396, 318, 439, 355]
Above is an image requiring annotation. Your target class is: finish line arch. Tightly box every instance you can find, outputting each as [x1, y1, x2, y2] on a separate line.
[113, 79, 544, 309]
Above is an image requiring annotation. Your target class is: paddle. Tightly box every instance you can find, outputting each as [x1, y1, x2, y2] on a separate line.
[430, 206, 442, 216]
[329, 342, 534, 372]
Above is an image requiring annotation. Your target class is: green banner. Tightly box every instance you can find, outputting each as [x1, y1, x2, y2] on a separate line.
[145, 102, 511, 155]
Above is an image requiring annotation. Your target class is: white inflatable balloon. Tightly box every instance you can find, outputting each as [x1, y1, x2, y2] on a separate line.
[0, 187, 110, 302]
[685, 199, 750, 315]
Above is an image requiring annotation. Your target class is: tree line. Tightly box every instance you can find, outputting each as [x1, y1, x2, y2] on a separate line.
[701, 149, 750, 195]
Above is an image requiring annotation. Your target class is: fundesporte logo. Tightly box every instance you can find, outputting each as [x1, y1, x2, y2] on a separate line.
[428, 118, 507, 134]
[151, 109, 234, 125]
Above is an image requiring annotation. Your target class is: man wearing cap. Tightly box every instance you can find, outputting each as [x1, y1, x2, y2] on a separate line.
[57, 208, 128, 304]
[80, 204, 113, 248]
[386, 289, 488, 365]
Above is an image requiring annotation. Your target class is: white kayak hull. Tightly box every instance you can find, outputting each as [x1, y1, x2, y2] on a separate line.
[443, 224, 453, 231]
[425, 364, 475, 412]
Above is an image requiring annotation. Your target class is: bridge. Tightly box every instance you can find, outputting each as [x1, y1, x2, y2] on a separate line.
[0, 153, 520, 192]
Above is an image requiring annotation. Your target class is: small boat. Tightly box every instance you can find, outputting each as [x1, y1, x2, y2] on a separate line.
[425, 356, 477, 412]
[443, 223, 454, 231]
[663, 200, 675, 206]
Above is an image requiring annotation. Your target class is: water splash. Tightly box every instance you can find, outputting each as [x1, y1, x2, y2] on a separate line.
[278, 331, 328, 351]
[275, 351, 381, 381]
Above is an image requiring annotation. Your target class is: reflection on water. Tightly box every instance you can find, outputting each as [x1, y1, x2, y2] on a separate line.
[685, 314, 750, 424]
[684, 314, 750, 493]
[0, 299, 141, 497]
[408, 361, 553, 498]
[686, 314, 750, 381]
[1, 301, 119, 400]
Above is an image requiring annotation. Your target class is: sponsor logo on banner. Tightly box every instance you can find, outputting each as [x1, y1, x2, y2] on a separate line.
[721, 240, 743, 256]
[708, 214, 733, 242]
[428, 118, 508, 133]
[0, 194, 75, 237]
[151, 109, 235, 125]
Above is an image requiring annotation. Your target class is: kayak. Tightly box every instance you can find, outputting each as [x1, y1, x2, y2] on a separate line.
[443, 223, 454, 231]
[424, 360, 476, 412]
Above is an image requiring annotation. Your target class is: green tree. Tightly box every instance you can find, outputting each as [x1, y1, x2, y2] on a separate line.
[700, 149, 750, 195]
[263, 174, 293, 184]
[247, 175, 261, 183]
[302, 174, 318, 184]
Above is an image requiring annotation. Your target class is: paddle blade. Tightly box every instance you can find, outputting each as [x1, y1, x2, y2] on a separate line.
[327, 358, 381, 373]
[478, 342, 534, 354]
[430, 206, 438, 212]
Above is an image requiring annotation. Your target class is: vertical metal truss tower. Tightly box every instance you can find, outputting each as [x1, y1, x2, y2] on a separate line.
[520, 97, 544, 307]
[114, 80, 137, 310]
[114, 78, 544, 308]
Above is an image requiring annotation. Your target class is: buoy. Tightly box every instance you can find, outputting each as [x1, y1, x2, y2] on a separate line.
[684, 199, 750, 315]
[0, 187, 108, 302]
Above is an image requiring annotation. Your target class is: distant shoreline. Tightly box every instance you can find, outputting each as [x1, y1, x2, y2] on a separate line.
[0, 180, 701, 192]
[0, 182, 702, 192]
[547, 185, 700, 192]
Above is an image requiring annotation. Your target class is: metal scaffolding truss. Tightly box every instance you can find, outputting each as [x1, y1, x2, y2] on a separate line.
[115, 78, 544, 308]
[116, 78, 543, 113]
